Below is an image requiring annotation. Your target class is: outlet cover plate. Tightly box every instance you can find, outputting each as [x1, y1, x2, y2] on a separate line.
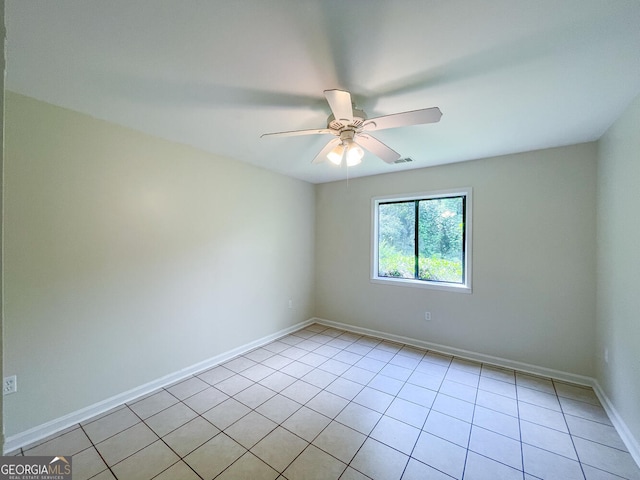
[3, 375, 17, 395]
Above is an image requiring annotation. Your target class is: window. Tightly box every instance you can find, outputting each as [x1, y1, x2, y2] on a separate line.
[372, 188, 472, 293]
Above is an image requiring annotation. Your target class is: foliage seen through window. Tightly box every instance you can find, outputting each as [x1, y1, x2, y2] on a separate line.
[378, 196, 465, 284]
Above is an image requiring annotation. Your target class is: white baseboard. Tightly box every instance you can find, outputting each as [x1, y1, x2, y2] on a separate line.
[591, 380, 640, 467]
[314, 317, 640, 467]
[314, 318, 593, 386]
[3, 318, 315, 454]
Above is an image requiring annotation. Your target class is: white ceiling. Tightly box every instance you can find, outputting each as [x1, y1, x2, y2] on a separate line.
[6, 0, 640, 184]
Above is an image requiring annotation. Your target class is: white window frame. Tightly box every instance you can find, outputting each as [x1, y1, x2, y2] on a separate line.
[371, 188, 472, 293]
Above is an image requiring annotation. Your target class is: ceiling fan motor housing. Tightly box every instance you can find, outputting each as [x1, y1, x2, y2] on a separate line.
[327, 108, 368, 135]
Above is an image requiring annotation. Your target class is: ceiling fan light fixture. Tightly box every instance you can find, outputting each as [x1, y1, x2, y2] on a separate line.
[345, 140, 364, 166]
[327, 143, 345, 165]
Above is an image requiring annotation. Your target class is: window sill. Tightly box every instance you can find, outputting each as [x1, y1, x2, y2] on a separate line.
[370, 277, 472, 294]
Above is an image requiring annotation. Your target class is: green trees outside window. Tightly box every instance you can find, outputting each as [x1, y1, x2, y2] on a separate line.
[378, 196, 465, 283]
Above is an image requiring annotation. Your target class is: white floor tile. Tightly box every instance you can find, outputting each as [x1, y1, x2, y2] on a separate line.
[182, 386, 229, 414]
[517, 385, 562, 411]
[519, 401, 569, 433]
[215, 374, 254, 396]
[522, 444, 584, 480]
[516, 373, 555, 394]
[216, 452, 279, 480]
[412, 432, 467, 479]
[83, 407, 140, 444]
[128, 390, 178, 419]
[379, 363, 413, 381]
[565, 414, 628, 451]
[281, 406, 332, 442]
[573, 436, 640, 479]
[283, 445, 347, 480]
[472, 405, 520, 440]
[110, 440, 179, 480]
[554, 382, 600, 406]
[439, 379, 478, 403]
[520, 420, 578, 461]
[481, 365, 516, 384]
[313, 421, 366, 464]
[280, 379, 322, 404]
[166, 376, 209, 400]
[559, 397, 612, 425]
[464, 451, 523, 480]
[350, 438, 409, 480]
[258, 371, 297, 392]
[402, 458, 454, 479]
[385, 397, 429, 428]
[241, 363, 277, 382]
[325, 377, 365, 400]
[305, 390, 349, 418]
[184, 433, 246, 479]
[432, 393, 474, 422]
[478, 376, 517, 398]
[255, 394, 301, 424]
[397, 383, 437, 408]
[251, 426, 308, 472]
[353, 386, 395, 413]
[423, 410, 471, 448]
[145, 402, 198, 437]
[469, 426, 523, 470]
[445, 368, 480, 387]
[335, 401, 383, 435]
[341, 366, 377, 385]
[234, 382, 277, 409]
[225, 411, 278, 449]
[476, 389, 519, 417]
[202, 398, 251, 430]
[302, 368, 338, 388]
[368, 374, 405, 395]
[370, 415, 420, 454]
[162, 416, 220, 457]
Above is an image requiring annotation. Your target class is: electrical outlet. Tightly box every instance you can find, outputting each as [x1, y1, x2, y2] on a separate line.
[424, 311, 432, 321]
[288, 299, 293, 309]
[3, 375, 17, 395]
[604, 348, 609, 364]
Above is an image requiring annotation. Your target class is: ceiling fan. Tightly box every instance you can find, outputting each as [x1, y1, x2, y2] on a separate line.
[261, 89, 442, 166]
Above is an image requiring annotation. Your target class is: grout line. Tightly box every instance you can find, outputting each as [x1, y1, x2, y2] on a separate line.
[554, 381, 588, 480]
[515, 369, 527, 480]
[78, 422, 122, 480]
[460, 365, 481, 479]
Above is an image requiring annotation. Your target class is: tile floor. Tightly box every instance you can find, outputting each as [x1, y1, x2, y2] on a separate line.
[9, 323, 640, 480]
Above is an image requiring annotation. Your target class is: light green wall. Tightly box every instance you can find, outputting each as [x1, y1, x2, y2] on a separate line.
[3, 92, 315, 436]
[596, 93, 640, 447]
[315, 144, 598, 376]
[1, 0, 5, 452]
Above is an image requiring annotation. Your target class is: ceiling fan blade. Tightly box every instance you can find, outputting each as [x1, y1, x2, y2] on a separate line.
[363, 107, 442, 132]
[357, 134, 401, 164]
[324, 89, 353, 124]
[261, 128, 332, 138]
[312, 138, 341, 164]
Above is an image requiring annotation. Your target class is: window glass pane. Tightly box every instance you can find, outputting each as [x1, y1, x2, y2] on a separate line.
[418, 197, 464, 283]
[378, 202, 416, 279]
